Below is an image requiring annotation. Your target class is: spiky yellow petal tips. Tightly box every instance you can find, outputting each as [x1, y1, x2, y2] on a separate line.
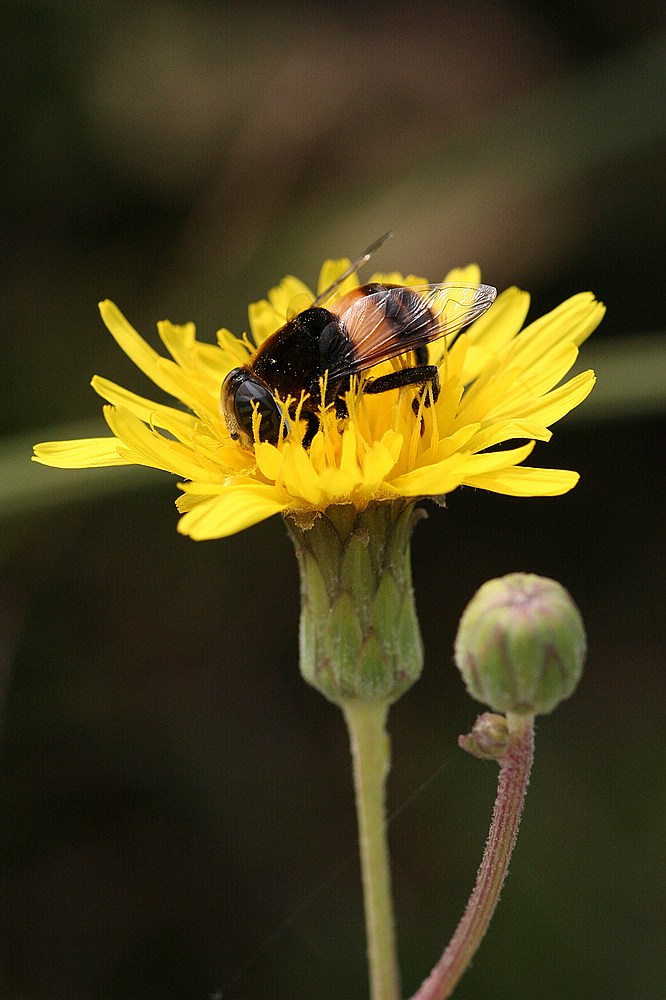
[32, 259, 604, 539]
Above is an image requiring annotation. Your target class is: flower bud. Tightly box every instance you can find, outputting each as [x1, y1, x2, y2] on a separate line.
[454, 573, 586, 715]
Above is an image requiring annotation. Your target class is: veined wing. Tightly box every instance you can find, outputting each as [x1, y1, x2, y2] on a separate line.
[326, 282, 497, 378]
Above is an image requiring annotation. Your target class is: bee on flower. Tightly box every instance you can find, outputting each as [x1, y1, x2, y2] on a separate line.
[33, 238, 604, 541]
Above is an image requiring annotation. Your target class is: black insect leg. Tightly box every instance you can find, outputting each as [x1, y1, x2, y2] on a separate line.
[335, 398, 349, 419]
[363, 364, 441, 415]
[300, 411, 321, 449]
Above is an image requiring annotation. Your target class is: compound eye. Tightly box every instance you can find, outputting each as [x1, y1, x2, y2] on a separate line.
[232, 377, 285, 445]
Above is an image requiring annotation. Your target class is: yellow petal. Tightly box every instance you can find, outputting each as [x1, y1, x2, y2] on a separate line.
[280, 442, 324, 506]
[508, 370, 596, 427]
[176, 485, 287, 539]
[33, 437, 127, 468]
[464, 465, 580, 496]
[254, 441, 284, 482]
[468, 421, 551, 451]
[216, 327, 254, 366]
[247, 300, 282, 347]
[460, 287, 531, 379]
[457, 441, 536, 476]
[268, 275, 314, 318]
[362, 431, 403, 487]
[99, 301, 186, 400]
[158, 320, 229, 382]
[104, 407, 221, 481]
[511, 294, 604, 370]
[91, 376, 197, 437]
[317, 258, 359, 299]
[431, 423, 482, 461]
[367, 270, 428, 288]
[496, 345, 580, 406]
[150, 359, 221, 430]
[443, 263, 481, 284]
[103, 303, 225, 425]
[389, 454, 471, 496]
[456, 365, 523, 424]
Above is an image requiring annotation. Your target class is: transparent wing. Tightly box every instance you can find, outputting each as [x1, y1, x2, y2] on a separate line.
[326, 282, 497, 378]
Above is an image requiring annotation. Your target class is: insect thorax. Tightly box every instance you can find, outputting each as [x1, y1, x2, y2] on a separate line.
[250, 307, 349, 402]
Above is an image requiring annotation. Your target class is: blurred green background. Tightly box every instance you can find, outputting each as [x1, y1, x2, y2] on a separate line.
[2, 2, 665, 998]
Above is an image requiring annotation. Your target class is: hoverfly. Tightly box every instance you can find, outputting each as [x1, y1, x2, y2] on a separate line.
[221, 233, 496, 448]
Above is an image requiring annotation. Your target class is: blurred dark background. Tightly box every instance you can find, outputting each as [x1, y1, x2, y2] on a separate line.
[2, 2, 665, 998]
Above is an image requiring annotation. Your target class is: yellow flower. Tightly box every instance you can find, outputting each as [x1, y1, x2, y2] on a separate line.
[33, 260, 604, 540]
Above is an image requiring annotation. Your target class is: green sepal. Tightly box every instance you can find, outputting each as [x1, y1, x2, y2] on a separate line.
[340, 529, 376, 608]
[370, 571, 402, 661]
[328, 590, 365, 694]
[357, 630, 392, 701]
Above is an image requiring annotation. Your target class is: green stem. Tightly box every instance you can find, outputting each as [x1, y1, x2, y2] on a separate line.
[343, 699, 401, 1000]
[410, 713, 535, 1000]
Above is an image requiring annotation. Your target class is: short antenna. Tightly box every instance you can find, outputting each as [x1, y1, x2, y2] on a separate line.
[312, 231, 393, 305]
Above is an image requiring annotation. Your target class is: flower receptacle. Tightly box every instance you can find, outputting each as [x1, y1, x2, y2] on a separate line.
[286, 501, 424, 705]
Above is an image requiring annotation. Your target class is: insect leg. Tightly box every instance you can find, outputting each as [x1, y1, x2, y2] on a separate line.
[301, 411, 321, 449]
[363, 364, 441, 413]
[335, 396, 349, 419]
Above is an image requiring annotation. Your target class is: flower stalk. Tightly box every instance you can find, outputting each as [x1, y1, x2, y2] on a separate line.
[344, 700, 401, 1000]
[410, 713, 535, 1000]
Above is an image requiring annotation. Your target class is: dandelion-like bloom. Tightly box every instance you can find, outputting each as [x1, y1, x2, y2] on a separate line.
[33, 260, 604, 540]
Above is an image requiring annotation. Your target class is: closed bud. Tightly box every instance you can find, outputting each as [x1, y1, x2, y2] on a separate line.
[454, 573, 586, 715]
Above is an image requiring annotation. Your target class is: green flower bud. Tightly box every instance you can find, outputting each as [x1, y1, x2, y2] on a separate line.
[454, 573, 586, 716]
[285, 502, 424, 705]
